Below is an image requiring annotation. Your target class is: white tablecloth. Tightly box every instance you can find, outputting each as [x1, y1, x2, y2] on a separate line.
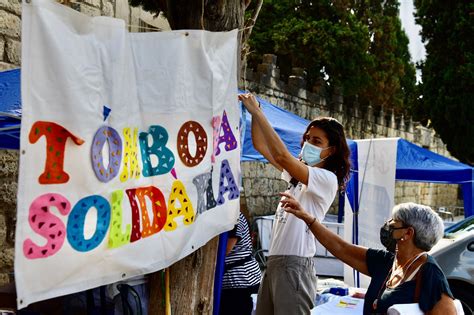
[311, 296, 364, 315]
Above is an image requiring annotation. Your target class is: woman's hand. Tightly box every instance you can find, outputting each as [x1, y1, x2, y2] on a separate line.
[279, 192, 314, 224]
[238, 93, 261, 115]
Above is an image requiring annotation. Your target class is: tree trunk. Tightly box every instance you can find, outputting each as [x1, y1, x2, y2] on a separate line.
[149, 236, 219, 314]
[165, 0, 246, 31]
[147, 2, 255, 314]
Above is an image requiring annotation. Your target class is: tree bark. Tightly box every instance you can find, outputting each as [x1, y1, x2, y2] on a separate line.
[164, 0, 246, 31]
[146, 2, 260, 314]
[149, 236, 219, 314]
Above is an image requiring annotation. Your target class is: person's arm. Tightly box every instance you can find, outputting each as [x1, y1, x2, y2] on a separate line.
[239, 93, 309, 184]
[426, 294, 456, 315]
[280, 192, 369, 275]
[251, 117, 283, 171]
[226, 237, 239, 255]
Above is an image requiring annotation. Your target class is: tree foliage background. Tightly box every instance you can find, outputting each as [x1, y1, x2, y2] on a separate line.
[248, 0, 416, 112]
[414, 1, 474, 164]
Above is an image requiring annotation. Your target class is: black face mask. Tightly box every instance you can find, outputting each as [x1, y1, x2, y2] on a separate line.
[380, 221, 408, 252]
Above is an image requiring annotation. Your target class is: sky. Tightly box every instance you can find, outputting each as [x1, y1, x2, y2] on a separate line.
[398, 0, 426, 81]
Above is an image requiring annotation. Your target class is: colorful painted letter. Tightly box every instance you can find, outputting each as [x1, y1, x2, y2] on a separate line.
[29, 121, 85, 184]
[216, 159, 240, 205]
[133, 186, 168, 237]
[164, 180, 195, 231]
[91, 126, 122, 183]
[108, 190, 132, 249]
[126, 188, 142, 242]
[211, 116, 221, 163]
[120, 127, 141, 182]
[23, 193, 71, 259]
[67, 195, 111, 252]
[214, 111, 237, 156]
[177, 121, 208, 167]
[192, 170, 217, 217]
[139, 125, 175, 177]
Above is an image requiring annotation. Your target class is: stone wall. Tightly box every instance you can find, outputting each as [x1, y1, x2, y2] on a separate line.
[0, 0, 21, 71]
[0, 0, 22, 289]
[241, 54, 463, 217]
[0, 150, 18, 285]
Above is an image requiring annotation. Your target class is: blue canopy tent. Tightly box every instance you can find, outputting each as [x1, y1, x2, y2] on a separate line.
[0, 69, 21, 150]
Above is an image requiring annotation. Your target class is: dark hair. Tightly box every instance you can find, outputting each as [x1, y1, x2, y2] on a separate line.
[300, 117, 351, 190]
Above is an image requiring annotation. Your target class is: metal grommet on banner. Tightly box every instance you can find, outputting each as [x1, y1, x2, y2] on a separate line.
[185, 32, 189, 36]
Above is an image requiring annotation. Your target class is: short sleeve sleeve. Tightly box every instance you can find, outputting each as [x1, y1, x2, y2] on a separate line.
[366, 248, 394, 278]
[305, 166, 338, 203]
[418, 261, 454, 312]
[228, 224, 238, 238]
[229, 214, 246, 240]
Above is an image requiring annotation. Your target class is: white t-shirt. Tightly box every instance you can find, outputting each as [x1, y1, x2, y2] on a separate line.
[268, 166, 338, 257]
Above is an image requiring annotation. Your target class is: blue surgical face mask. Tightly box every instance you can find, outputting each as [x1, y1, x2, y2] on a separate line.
[300, 142, 330, 166]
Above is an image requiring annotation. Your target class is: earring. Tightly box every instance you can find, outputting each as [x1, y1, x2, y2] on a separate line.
[401, 238, 404, 241]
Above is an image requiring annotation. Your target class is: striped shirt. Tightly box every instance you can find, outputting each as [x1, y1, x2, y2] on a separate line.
[222, 213, 261, 289]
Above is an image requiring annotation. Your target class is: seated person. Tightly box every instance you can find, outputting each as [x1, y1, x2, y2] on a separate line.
[219, 212, 261, 315]
[279, 196, 456, 315]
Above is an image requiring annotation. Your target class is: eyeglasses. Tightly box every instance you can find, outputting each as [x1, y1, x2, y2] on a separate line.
[384, 220, 410, 231]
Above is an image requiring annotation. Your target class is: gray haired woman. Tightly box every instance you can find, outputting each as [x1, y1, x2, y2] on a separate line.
[280, 195, 456, 315]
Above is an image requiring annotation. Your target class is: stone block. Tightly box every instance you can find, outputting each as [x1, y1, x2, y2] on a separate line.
[71, 2, 100, 16]
[241, 163, 252, 177]
[264, 89, 274, 97]
[242, 178, 252, 194]
[0, 150, 19, 177]
[253, 196, 265, 214]
[297, 89, 309, 100]
[0, 37, 3, 59]
[0, 10, 20, 38]
[263, 164, 280, 179]
[0, 182, 17, 206]
[0, 0, 21, 16]
[272, 179, 287, 193]
[101, 0, 114, 16]
[0, 61, 15, 71]
[0, 272, 10, 287]
[0, 247, 14, 269]
[253, 178, 269, 196]
[5, 38, 20, 65]
[80, 0, 101, 8]
[0, 213, 6, 246]
[7, 215, 15, 243]
[257, 63, 275, 76]
[262, 54, 277, 65]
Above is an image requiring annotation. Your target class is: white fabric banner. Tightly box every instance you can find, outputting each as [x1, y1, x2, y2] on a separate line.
[16, 0, 240, 308]
[344, 138, 398, 288]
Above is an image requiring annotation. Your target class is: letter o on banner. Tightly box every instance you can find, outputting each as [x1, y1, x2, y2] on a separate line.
[91, 126, 122, 182]
[67, 195, 111, 252]
[177, 121, 208, 167]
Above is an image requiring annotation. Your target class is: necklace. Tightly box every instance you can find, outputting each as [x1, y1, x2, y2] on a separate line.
[386, 252, 425, 288]
[372, 252, 426, 311]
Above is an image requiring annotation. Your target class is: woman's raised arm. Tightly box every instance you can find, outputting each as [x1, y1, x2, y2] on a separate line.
[239, 93, 309, 184]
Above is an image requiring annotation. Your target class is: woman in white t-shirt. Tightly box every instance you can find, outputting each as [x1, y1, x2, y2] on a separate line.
[239, 93, 351, 315]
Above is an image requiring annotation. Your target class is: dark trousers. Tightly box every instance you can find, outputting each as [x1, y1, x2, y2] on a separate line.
[219, 284, 260, 315]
